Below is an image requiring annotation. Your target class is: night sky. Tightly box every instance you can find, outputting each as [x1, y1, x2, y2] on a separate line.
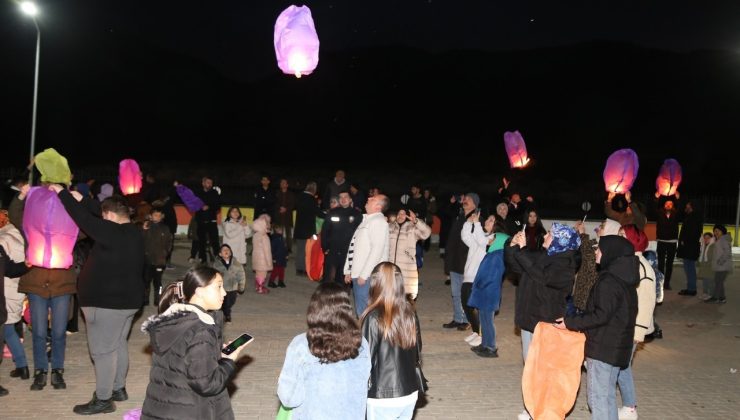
[1, 1, 739, 201]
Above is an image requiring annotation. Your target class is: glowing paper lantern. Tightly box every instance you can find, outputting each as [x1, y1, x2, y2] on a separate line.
[175, 184, 205, 213]
[274, 5, 320, 78]
[119, 159, 142, 195]
[656, 159, 682, 196]
[504, 131, 530, 168]
[23, 187, 79, 269]
[603, 148, 639, 193]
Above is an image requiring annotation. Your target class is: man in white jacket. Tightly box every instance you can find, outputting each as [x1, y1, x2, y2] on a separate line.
[344, 194, 390, 316]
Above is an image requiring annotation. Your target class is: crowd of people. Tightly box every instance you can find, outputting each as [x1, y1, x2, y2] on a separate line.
[0, 165, 734, 420]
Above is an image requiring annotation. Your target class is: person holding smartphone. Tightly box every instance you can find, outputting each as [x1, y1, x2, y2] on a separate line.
[141, 267, 249, 420]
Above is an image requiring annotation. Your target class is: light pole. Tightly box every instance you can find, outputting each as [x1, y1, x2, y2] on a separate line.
[20, 1, 40, 184]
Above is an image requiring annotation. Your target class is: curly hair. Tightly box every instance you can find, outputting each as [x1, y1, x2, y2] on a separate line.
[306, 283, 362, 363]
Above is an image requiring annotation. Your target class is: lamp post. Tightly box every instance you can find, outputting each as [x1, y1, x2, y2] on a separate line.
[20, 1, 40, 184]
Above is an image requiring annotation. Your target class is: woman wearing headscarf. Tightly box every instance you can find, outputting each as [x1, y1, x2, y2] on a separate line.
[556, 235, 639, 420]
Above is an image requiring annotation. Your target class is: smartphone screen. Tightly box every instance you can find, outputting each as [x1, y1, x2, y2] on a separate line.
[222, 333, 254, 355]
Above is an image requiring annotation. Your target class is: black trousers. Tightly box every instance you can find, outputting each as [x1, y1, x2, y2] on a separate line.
[656, 241, 677, 286]
[461, 282, 479, 333]
[197, 221, 220, 262]
[322, 251, 348, 287]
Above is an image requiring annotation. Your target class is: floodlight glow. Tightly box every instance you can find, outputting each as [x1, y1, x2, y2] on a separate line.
[20, 2, 38, 16]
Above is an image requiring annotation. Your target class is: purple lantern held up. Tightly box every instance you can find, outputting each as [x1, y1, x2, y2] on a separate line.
[23, 187, 79, 269]
[656, 159, 682, 196]
[504, 131, 531, 169]
[274, 5, 320, 78]
[119, 159, 142, 196]
[603, 149, 639, 194]
[175, 184, 205, 213]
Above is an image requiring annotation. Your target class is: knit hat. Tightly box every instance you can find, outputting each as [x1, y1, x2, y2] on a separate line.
[97, 183, 114, 202]
[547, 223, 581, 256]
[466, 192, 480, 208]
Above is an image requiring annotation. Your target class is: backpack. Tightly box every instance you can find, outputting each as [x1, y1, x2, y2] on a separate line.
[642, 250, 664, 303]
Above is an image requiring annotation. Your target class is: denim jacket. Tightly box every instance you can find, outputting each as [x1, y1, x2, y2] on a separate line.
[278, 333, 371, 420]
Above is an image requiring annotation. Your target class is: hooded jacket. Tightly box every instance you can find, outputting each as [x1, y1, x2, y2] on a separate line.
[565, 236, 638, 368]
[141, 304, 236, 420]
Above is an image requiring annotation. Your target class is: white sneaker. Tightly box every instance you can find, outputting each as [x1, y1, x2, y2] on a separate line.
[699, 293, 711, 301]
[517, 410, 532, 420]
[464, 333, 478, 343]
[468, 335, 482, 346]
[618, 405, 638, 420]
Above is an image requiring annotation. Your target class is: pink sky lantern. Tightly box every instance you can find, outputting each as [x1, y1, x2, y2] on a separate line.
[656, 158, 682, 196]
[23, 187, 79, 269]
[504, 131, 531, 168]
[119, 159, 142, 195]
[274, 5, 320, 78]
[603, 148, 639, 193]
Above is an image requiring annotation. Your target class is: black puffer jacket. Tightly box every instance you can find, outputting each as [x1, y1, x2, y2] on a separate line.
[506, 246, 577, 333]
[565, 236, 638, 369]
[362, 310, 421, 399]
[141, 304, 236, 420]
[677, 209, 703, 260]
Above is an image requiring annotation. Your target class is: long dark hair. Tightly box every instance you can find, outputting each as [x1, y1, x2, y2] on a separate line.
[225, 206, 242, 222]
[360, 262, 417, 349]
[158, 266, 219, 314]
[306, 283, 362, 363]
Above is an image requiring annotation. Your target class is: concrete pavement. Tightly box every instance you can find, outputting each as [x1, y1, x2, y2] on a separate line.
[1, 240, 739, 419]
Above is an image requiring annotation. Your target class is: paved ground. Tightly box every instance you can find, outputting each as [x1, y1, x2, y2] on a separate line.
[2, 239, 739, 419]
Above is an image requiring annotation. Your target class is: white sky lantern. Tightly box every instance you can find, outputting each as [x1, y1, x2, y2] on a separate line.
[274, 5, 320, 78]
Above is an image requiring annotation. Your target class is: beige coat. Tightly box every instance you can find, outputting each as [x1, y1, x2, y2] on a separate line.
[1, 224, 26, 324]
[388, 220, 431, 298]
[250, 217, 273, 272]
[222, 219, 253, 265]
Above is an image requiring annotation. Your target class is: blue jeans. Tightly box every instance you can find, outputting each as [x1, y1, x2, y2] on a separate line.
[521, 329, 533, 362]
[4, 324, 28, 368]
[479, 308, 496, 349]
[587, 358, 620, 420]
[617, 343, 638, 407]
[683, 259, 697, 291]
[28, 293, 71, 370]
[450, 272, 467, 323]
[352, 278, 370, 317]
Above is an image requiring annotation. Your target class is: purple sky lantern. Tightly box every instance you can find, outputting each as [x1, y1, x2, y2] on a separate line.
[23, 187, 79, 269]
[603, 148, 639, 193]
[175, 184, 205, 213]
[274, 5, 320, 78]
[656, 158, 682, 196]
[504, 130, 531, 168]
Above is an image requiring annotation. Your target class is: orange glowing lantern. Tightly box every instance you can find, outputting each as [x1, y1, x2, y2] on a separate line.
[119, 159, 142, 195]
[22, 187, 79, 269]
[274, 5, 320, 78]
[656, 159, 682, 196]
[603, 148, 639, 193]
[504, 131, 530, 168]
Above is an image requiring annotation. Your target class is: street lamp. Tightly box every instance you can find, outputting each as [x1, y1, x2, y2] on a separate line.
[20, 1, 40, 184]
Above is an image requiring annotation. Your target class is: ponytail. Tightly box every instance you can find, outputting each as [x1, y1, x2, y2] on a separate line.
[158, 266, 220, 314]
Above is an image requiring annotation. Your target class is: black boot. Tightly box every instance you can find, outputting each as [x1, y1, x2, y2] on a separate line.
[278, 281, 286, 288]
[111, 387, 128, 402]
[10, 366, 30, 380]
[73, 393, 116, 415]
[51, 368, 66, 389]
[0, 385, 8, 397]
[30, 369, 47, 391]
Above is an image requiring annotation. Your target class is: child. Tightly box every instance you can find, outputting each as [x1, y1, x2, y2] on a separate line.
[222, 207, 252, 268]
[269, 224, 288, 288]
[142, 207, 173, 306]
[697, 232, 715, 300]
[251, 214, 273, 294]
[212, 244, 246, 323]
[141, 267, 249, 420]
